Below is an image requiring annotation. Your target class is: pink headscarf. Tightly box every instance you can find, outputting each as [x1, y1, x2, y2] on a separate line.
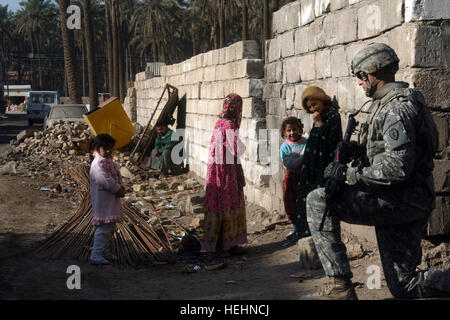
[220, 93, 243, 129]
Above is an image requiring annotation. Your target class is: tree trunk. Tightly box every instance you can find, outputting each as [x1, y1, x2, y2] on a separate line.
[111, 0, 119, 98]
[116, 5, 125, 102]
[36, 36, 43, 90]
[57, 0, 82, 104]
[218, 6, 225, 48]
[271, 0, 279, 37]
[212, 25, 218, 50]
[105, 0, 114, 95]
[242, 0, 249, 41]
[262, 0, 270, 59]
[82, 41, 86, 97]
[83, 0, 99, 109]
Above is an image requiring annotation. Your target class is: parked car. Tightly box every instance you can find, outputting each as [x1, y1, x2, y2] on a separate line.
[27, 91, 59, 126]
[44, 104, 88, 129]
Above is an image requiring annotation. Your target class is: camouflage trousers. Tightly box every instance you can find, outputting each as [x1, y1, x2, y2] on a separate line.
[306, 184, 450, 298]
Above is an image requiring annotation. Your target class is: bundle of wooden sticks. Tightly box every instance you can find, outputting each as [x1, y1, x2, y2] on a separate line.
[35, 165, 177, 267]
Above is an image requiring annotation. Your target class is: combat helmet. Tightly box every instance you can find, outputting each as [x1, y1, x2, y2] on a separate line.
[351, 43, 399, 97]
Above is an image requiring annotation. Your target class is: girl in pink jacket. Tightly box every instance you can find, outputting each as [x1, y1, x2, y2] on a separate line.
[89, 134, 125, 265]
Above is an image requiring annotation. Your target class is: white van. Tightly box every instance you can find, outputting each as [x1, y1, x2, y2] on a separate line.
[26, 91, 59, 126]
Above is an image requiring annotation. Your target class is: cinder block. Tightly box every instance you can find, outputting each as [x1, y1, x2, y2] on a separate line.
[272, 1, 301, 34]
[245, 59, 265, 78]
[330, 0, 347, 11]
[242, 97, 266, 119]
[267, 98, 285, 116]
[225, 45, 235, 63]
[280, 30, 295, 57]
[234, 40, 260, 59]
[203, 65, 216, 82]
[315, 0, 331, 17]
[301, 0, 315, 25]
[432, 114, 449, 152]
[295, 26, 309, 54]
[267, 38, 281, 62]
[299, 54, 316, 81]
[357, 0, 403, 40]
[283, 56, 302, 83]
[315, 49, 331, 79]
[433, 160, 450, 193]
[285, 86, 296, 110]
[266, 62, 280, 83]
[427, 196, 450, 236]
[405, 0, 450, 22]
[331, 46, 348, 77]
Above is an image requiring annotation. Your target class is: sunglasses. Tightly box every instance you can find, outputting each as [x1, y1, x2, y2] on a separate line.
[355, 71, 368, 80]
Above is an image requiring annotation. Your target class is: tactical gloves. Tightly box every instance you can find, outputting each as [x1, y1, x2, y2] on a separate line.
[324, 160, 348, 183]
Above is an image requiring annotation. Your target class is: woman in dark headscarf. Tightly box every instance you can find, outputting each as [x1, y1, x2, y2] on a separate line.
[202, 93, 247, 257]
[293, 86, 342, 242]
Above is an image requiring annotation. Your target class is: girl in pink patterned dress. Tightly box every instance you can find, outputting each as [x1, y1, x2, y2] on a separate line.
[202, 93, 247, 257]
[89, 134, 125, 265]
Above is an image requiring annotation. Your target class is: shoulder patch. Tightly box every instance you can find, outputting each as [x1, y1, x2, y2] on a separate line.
[389, 128, 399, 140]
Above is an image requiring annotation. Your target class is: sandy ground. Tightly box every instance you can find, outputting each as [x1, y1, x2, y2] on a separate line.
[0, 171, 393, 301]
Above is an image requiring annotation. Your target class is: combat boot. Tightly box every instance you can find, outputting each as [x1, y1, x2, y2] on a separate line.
[314, 276, 358, 300]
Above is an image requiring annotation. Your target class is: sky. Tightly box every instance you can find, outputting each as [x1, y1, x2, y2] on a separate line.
[0, 0, 59, 13]
[0, 0, 21, 12]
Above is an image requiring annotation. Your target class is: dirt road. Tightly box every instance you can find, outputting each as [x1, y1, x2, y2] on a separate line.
[0, 170, 392, 300]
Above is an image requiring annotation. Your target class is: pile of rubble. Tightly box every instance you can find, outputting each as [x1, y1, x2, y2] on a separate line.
[9, 121, 93, 157]
[0, 120, 208, 232]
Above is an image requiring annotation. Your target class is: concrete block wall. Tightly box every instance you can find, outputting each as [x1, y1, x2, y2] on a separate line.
[266, 0, 450, 240]
[127, 41, 273, 206]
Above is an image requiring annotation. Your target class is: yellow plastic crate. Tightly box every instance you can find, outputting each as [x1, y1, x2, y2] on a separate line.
[83, 97, 133, 149]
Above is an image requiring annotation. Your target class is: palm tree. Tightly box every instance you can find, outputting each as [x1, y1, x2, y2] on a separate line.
[130, 0, 179, 63]
[56, 0, 82, 103]
[0, 5, 12, 91]
[16, 0, 57, 89]
[242, 0, 249, 41]
[82, 0, 99, 108]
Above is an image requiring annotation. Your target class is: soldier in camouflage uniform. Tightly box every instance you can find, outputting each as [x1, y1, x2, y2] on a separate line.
[305, 43, 450, 300]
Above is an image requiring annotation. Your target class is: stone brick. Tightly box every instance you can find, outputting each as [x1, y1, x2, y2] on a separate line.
[283, 56, 302, 83]
[234, 40, 260, 59]
[427, 196, 450, 236]
[267, 98, 285, 116]
[267, 38, 281, 62]
[248, 118, 267, 141]
[299, 54, 316, 81]
[314, 0, 331, 17]
[331, 46, 348, 77]
[402, 69, 450, 110]
[280, 30, 295, 57]
[242, 97, 266, 119]
[266, 61, 283, 83]
[357, 0, 403, 40]
[294, 26, 309, 55]
[315, 49, 331, 79]
[285, 86, 296, 110]
[444, 21, 450, 69]
[330, 0, 347, 11]
[310, 17, 323, 50]
[413, 25, 443, 68]
[301, 0, 315, 25]
[263, 83, 282, 100]
[322, 8, 357, 46]
[405, 0, 450, 22]
[432, 114, 449, 152]
[245, 59, 265, 78]
[294, 83, 309, 110]
[433, 160, 450, 193]
[272, 1, 301, 34]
